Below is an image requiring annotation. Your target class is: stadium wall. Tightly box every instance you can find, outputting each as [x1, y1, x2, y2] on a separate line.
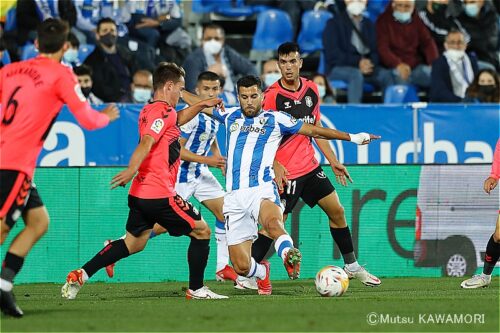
[2, 165, 498, 284]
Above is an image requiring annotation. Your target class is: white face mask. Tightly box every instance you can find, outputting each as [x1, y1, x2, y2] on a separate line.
[445, 49, 465, 62]
[317, 85, 326, 98]
[63, 48, 79, 63]
[264, 72, 281, 87]
[393, 10, 412, 23]
[133, 88, 152, 103]
[346, 1, 366, 16]
[203, 39, 223, 55]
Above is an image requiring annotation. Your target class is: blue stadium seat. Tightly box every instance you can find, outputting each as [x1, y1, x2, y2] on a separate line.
[366, 0, 389, 22]
[214, 0, 254, 17]
[78, 44, 95, 63]
[4, 7, 17, 32]
[384, 84, 419, 104]
[319, 52, 375, 93]
[251, 9, 293, 51]
[297, 10, 333, 54]
[192, 0, 217, 13]
[1, 50, 12, 65]
[21, 43, 39, 60]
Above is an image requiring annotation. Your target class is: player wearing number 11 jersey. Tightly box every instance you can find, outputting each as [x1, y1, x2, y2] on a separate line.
[0, 19, 119, 317]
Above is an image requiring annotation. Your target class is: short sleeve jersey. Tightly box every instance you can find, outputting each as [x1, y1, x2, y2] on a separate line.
[263, 77, 321, 179]
[0, 56, 109, 177]
[129, 101, 181, 199]
[491, 139, 500, 180]
[212, 107, 303, 191]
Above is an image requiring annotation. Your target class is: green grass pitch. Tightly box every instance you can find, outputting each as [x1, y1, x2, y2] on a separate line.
[1, 277, 498, 332]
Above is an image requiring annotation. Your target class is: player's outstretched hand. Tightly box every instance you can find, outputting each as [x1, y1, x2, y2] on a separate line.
[205, 155, 226, 169]
[349, 132, 381, 145]
[202, 97, 225, 112]
[332, 162, 353, 187]
[110, 168, 135, 189]
[484, 177, 498, 194]
[102, 103, 120, 122]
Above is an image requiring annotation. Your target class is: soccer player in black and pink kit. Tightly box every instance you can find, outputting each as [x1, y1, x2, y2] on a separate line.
[252, 42, 381, 286]
[61, 62, 228, 301]
[0, 18, 120, 317]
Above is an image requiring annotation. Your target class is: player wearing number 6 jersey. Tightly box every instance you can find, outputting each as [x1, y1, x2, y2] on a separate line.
[200, 75, 379, 295]
[0, 19, 119, 317]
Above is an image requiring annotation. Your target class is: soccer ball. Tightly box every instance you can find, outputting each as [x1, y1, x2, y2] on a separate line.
[315, 265, 349, 297]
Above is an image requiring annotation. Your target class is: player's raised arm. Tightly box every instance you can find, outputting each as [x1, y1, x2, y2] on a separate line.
[177, 97, 223, 125]
[111, 135, 155, 189]
[298, 123, 380, 144]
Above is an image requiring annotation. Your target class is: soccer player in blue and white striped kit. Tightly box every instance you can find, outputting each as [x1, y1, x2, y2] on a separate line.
[200, 75, 380, 295]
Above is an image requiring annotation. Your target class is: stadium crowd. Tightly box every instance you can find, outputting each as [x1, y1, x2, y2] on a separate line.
[0, 0, 499, 104]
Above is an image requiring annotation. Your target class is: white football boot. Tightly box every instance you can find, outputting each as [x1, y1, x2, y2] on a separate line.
[461, 274, 491, 289]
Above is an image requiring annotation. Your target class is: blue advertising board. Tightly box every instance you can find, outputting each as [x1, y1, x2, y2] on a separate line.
[36, 103, 499, 166]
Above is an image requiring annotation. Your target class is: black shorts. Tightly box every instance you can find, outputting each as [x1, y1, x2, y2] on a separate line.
[280, 166, 335, 214]
[126, 194, 201, 237]
[0, 170, 44, 228]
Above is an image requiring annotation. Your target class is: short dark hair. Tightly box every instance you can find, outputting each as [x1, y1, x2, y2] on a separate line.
[153, 62, 186, 91]
[277, 42, 300, 57]
[37, 18, 70, 53]
[237, 75, 262, 93]
[197, 71, 221, 83]
[96, 17, 117, 32]
[202, 23, 225, 37]
[68, 32, 80, 48]
[73, 64, 93, 77]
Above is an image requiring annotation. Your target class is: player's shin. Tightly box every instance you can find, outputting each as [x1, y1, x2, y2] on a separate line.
[0, 252, 24, 292]
[483, 234, 500, 275]
[330, 226, 360, 270]
[81, 239, 130, 278]
[188, 237, 210, 291]
[215, 220, 229, 271]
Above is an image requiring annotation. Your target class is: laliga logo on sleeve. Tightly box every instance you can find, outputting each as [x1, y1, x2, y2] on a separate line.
[151, 118, 164, 134]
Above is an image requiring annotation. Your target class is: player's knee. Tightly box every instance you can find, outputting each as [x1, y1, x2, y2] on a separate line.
[328, 205, 345, 225]
[263, 216, 284, 238]
[191, 221, 211, 240]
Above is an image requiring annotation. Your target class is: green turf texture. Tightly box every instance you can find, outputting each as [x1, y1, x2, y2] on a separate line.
[1, 277, 498, 332]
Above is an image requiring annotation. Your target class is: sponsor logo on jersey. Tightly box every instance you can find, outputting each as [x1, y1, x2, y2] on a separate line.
[240, 125, 266, 135]
[151, 118, 164, 134]
[302, 115, 316, 124]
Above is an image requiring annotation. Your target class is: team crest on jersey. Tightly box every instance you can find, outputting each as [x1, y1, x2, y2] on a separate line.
[305, 96, 313, 107]
[259, 117, 268, 126]
[230, 122, 239, 132]
[199, 133, 209, 141]
[151, 118, 164, 134]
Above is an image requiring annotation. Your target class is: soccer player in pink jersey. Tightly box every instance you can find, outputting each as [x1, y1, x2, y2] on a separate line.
[61, 62, 228, 300]
[461, 139, 500, 289]
[252, 42, 381, 286]
[0, 19, 119, 317]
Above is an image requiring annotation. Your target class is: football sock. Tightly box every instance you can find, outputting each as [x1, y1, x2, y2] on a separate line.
[330, 226, 357, 265]
[246, 258, 266, 280]
[251, 233, 274, 262]
[0, 252, 24, 291]
[215, 220, 229, 272]
[82, 239, 130, 278]
[483, 235, 500, 275]
[275, 234, 293, 261]
[188, 237, 209, 291]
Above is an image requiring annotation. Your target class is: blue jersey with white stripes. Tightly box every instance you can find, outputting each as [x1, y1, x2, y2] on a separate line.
[177, 113, 219, 183]
[213, 107, 303, 191]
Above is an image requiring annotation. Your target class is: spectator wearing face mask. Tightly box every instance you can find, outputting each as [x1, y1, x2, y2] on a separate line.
[84, 17, 137, 102]
[311, 73, 336, 104]
[429, 29, 478, 102]
[464, 69, 500, 103]
[261, 59, 281, 89]
[122, 70, 154, 103]
[73, 65, 103, 105]
[323, 0, 394, 103]
[458, 0, 499, 70]
[376, 0, 439, 88]
[182, 23, 257, 93]
[418, 0, 470, 53]
[63, 32, 81, 67]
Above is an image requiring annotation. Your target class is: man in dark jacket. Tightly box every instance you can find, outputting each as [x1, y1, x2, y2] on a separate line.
[182, 23, 257, 94]
[376, 0, 439, 88]
[84, 18, 137, 102]
[323, 0, 394, 103]
[429, 29, 479, 102]
[458, 0, 499, 70]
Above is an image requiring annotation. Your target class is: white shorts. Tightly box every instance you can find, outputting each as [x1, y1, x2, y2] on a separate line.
[223, 182, 283, 246]
[176, 168, 225, 203]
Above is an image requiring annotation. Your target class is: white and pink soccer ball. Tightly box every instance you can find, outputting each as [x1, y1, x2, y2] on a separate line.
[315, 265, 349, 297]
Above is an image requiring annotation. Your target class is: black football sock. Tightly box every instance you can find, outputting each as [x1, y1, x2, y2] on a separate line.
[251, 233, 274, 262]
[82, 239, 130, 278]
[483, 235, 500, 275]
[188, 237, 209, 291]
[330, 227, 356, 264]
[0, 252, 24, 288]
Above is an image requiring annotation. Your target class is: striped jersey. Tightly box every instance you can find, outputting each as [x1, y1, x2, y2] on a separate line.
[177, 112, 219, 183]
[212, 107, 303, 191]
